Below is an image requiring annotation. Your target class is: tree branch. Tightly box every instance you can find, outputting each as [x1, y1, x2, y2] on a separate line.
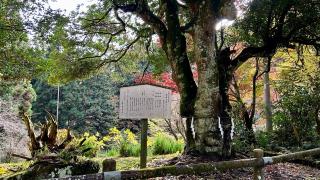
[114, 1, 167, 42]
[96, 35, 141, 68]
[77, 36, 113, 61]
[230, 46, 268, 71]
[249, 58, 259, 120]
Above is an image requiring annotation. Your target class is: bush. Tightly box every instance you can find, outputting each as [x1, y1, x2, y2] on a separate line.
[272, 58, 320, 148]
[103, 128, 140, 157]
[255, 131, 272, 149]
[105, 148, 119, 157]
[231, 114, 255, 154]
[63, 132, 105, 158]
[78, 132, 105, 157]
[152, 132, 184, 155]
[102, 128, 184, 157]
[120, 143, 140, 157]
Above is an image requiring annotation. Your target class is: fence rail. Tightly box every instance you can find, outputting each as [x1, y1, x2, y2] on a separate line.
[55, 147, 320, 180]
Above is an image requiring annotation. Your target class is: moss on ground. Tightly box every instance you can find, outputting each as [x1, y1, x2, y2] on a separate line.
[93, 153, 179, 171]
[0, 161, 33, 178]
[0, 154, 179, 178]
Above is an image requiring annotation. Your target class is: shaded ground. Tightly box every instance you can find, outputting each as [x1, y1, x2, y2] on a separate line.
[148, 155, 320, 179]
[1, 153, 319, 179]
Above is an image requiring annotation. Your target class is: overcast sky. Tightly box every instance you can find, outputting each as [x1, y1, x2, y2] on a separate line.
[47, 0, 234, 29]
[48, 0, 95, 14]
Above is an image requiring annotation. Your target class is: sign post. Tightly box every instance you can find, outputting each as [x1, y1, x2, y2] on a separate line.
[140, 118, 148, 168]
[119, 84, 172, 169]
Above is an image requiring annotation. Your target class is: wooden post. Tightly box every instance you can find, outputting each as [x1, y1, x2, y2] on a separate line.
[253, 149, 264, 180]
[102, 158, 116, 172]
[140, 118, 148, 169]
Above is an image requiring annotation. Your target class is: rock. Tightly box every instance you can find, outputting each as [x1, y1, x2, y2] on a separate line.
[6, 160, 100, 180]
[0, 100, 31, 162]
[70, 160, 100, 176]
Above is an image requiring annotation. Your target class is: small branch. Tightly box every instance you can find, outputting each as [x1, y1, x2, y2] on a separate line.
[77, 36, 113, 61]
[249, 58, 259, 120]
[139, 61, 150, 83]
[96, 35, 141, 68]
[11, 153, 32, 160]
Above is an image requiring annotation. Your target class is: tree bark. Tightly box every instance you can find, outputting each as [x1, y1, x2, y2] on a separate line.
[264, 67, 272, 132]
[162, 0, 197, 153]
[191, 0, 232, 157]
[22, 113, 41, 154]
[315, 108, 320, 136]
[231, 76, 256, 144]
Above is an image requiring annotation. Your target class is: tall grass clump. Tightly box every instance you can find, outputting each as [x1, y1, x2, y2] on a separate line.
[152, 132, 184, 155]
[104, 128, 140, 157]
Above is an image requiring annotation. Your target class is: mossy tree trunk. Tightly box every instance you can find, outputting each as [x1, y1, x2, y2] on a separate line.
[161, 0, 197, 153]
[191, 1, 233, 157]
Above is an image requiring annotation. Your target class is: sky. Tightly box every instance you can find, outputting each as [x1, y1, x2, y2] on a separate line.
[48, 0, 234, 29]
[48, 0, 95, 14]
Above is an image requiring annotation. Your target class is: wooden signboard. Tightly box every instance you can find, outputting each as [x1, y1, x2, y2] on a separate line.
[119, 84, 172, 169]
[119, 84, 172, 119]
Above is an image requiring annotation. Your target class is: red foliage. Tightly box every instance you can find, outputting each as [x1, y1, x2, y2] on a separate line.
[134, 65, 198, 93]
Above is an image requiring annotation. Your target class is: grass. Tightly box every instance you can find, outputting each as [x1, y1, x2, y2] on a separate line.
[0, 153, 180, 178]
[0, 153, 179, 177]
[152, 133, 184, 155]
[93, 153, 179, 171]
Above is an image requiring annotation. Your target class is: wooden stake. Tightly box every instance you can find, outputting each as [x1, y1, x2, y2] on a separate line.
[253, 149, 264, 180]
[140, 118, 148, 169]
[103, 158, 116, 172]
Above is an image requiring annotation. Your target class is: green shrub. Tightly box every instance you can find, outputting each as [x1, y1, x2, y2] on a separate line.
[79, 132, 105, 157]
[272, 59, 320, 148]
[103, 128, 140, 157]
[152, 132, 184, 155]
[255, 131, 270, 149]
[255, 131, 280, 150]
[105, 148, 120, 157]
[120, 143, 140, 157]
[64, 132, 105, 158]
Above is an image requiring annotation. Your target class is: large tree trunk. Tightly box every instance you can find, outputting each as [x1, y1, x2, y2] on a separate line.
[160, 0, 233, 157]
[191, 1, 232, 157]
[162, 0, 197, 153]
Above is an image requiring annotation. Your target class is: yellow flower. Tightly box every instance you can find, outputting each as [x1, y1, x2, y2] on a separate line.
[103, 135, 111, 142]
[109, 127, 121, 136]
[84, 132, 90, 137]
[0, 166, 9, 175]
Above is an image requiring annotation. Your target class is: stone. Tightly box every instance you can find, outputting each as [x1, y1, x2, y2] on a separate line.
[6, 160, 100, 180]
[0, 100, 31, 162]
